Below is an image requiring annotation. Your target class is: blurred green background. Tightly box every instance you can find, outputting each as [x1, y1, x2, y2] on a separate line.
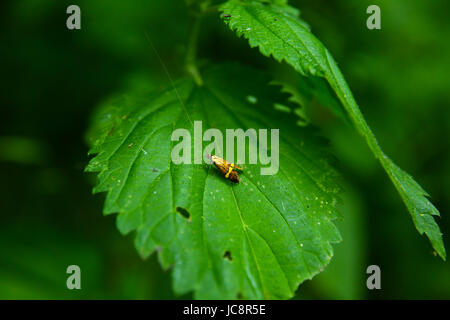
[1, 0, 449, 299]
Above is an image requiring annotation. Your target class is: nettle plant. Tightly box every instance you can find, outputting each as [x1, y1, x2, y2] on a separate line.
[85, 0, 445, 299]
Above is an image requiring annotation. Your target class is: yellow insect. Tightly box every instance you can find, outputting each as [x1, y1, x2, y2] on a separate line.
[208, 154, 243, 183]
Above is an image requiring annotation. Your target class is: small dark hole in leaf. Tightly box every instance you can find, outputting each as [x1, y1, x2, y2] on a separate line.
[176, 207, 190, 220]
[223, 250, 233, 261]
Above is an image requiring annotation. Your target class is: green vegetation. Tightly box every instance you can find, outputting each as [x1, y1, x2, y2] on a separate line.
[1, 0, 449, 299]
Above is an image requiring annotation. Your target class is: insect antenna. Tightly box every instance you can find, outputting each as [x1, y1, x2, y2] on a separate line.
[144, 31, 194, 129]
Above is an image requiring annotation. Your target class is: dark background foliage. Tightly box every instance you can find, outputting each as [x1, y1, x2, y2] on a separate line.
[1, 0, 449, 299]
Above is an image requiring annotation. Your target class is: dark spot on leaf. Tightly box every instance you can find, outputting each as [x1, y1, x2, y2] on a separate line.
[152, 168, 159, 172]
[223, 250, 233, 261]
[236, 292, 243, 299]
[274, 18, 278, 21]
[306, 205, 310, 209]
[176, 206, 191, 220]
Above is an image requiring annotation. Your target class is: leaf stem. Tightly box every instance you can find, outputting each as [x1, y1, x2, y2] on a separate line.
[186, 15, 203, 86]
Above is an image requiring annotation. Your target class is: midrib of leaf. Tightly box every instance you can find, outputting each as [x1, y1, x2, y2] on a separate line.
[220, 0, 446, 259]
[200, 165, 216, 285]
[323, 52, 420, 220]
[231, 187, 269, 299]
[244, 173, 313, 278]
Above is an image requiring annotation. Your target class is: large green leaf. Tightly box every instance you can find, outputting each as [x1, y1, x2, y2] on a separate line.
[86, 64, 342, 299]
[220, 0, 446, 259]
